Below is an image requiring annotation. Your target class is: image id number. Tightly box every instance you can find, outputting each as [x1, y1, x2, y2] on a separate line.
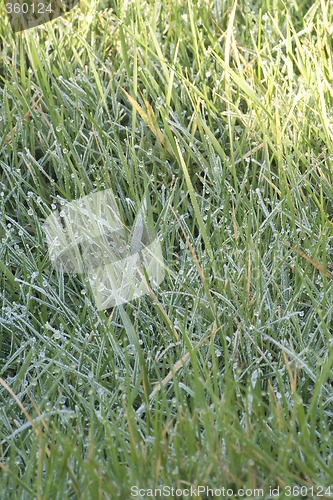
[5, 3, 52, 14]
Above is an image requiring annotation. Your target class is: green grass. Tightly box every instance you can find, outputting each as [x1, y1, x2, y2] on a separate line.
[0, 0, 332, 497]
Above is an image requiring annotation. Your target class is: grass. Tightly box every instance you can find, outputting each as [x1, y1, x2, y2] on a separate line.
[0, 0, 332, 497]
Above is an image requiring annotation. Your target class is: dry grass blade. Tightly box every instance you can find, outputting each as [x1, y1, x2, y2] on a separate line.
[3, 93, 44, 145]
[146, 285, 179, 342]
[0, 377, 51, 457]
[174, 138, 214, 262]
[136, 324, 221, 416]
[121, 87, 173, 154]
[283, 242, 333, 279]
[171, 205, 214, 308]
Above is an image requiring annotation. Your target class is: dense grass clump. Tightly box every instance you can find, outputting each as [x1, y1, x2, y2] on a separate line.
[0, 0, 332, 497]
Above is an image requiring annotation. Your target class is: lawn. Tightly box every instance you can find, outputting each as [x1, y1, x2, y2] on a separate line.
[0, 0, 333, 498]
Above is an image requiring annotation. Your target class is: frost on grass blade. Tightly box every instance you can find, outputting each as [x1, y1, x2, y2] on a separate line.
[5, 0, 79, 32]
[43, 189, 165, 310]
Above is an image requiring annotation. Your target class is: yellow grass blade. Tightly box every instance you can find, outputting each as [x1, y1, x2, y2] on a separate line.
[283, 242, 333, 279]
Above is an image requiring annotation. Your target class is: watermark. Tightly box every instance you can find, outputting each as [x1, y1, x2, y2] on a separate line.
[4, 0, 78, 32]
[43, 189, 165, 310]
[130, 485, 266, 497]
[130, 485, 333, 497]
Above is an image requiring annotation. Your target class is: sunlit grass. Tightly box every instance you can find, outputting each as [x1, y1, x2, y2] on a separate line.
[0, 0, 332, 497]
